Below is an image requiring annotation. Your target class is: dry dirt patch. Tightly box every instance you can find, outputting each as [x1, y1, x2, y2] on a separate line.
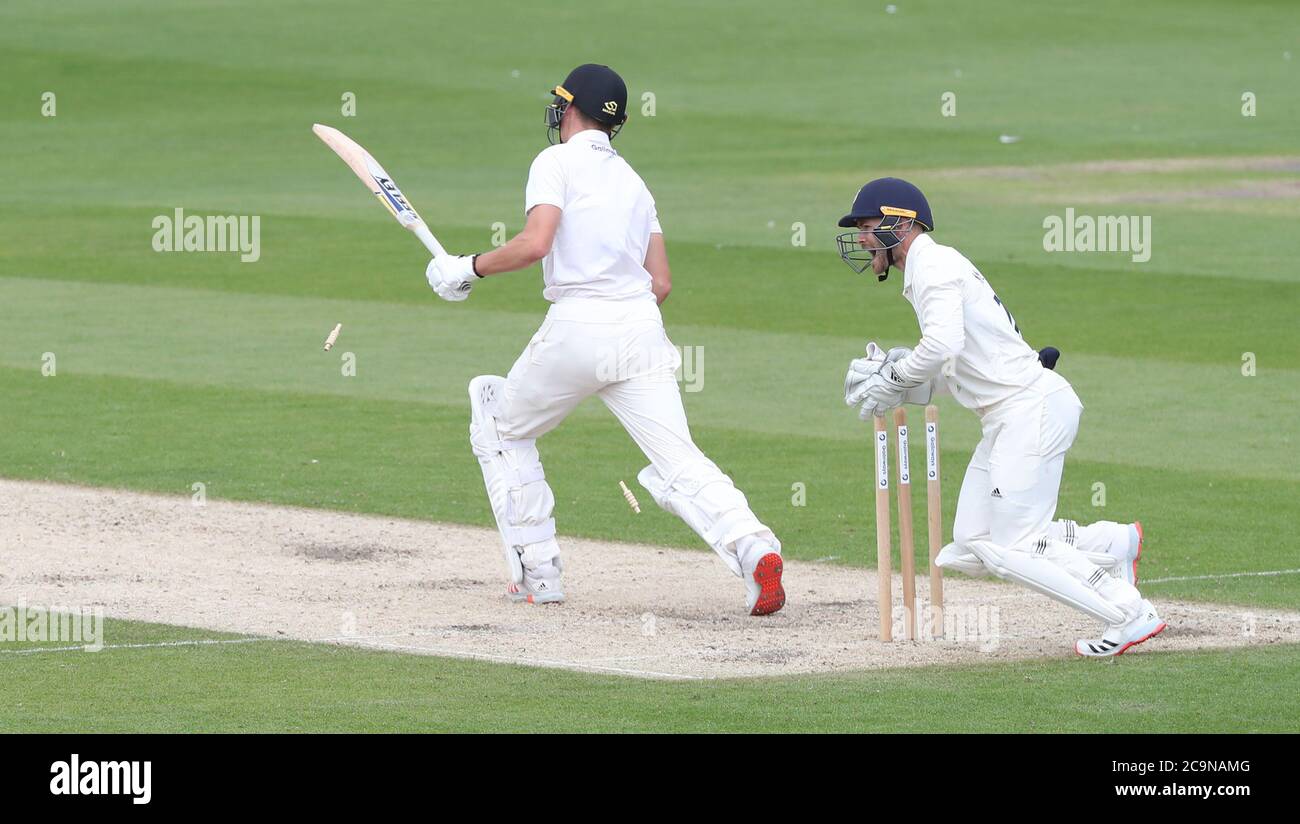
[2, 480, 1295, 679]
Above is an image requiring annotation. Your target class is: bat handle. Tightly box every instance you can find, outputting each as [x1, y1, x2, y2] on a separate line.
[412, 222, 448, 258]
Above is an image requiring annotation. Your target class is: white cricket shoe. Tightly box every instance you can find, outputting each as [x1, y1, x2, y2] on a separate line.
[1075, 599, 1166, 657]
[506, 562, 565, 605]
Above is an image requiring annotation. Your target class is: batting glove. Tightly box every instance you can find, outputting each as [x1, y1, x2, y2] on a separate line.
[426, 255, 477, 302]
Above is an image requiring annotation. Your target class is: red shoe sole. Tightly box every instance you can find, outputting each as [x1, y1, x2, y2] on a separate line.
[750, 553, 785, 616]
[1132, 521, 1144, 586]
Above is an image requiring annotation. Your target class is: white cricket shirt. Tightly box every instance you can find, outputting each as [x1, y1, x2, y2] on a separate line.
[524, 129, 661, 303]
[892, 233, 1052, 412]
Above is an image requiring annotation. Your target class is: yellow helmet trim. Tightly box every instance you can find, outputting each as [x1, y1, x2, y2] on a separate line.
[552, 85, 574, 103]
[880, 206, 918, 219]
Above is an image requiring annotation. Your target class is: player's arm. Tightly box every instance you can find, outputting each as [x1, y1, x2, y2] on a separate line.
[645, 232, 671, 305]
[425, 204, 559, 300]
[847, 265, 963, 413]
[890, 268, 966, 385]
[427, 148, 563, 298]
[473, 205, 561, 276]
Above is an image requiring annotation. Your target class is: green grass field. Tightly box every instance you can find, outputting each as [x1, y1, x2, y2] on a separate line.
[4, 617, 1298, 733]
[1, 0, 1297, 732]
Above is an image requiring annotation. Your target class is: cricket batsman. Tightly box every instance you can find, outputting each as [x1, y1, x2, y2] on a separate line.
[424, 64, 785, 615]
[837, 178, 1165, 656]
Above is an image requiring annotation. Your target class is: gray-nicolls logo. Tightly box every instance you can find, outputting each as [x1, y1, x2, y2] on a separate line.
[50, 754, 151, 804]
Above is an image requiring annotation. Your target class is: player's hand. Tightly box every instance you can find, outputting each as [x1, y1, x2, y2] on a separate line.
[845, 342, 914, 406]
[875, 356, 926, 390]
[858, 397, 902, 420]
[844, 341, 887, 406]
[856, 373, 906, 419]
[426, 255, 476, 302]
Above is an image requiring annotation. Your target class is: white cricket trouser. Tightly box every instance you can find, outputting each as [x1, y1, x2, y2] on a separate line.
[951, 369, 1143, 624]
[483, 298, 776, 577]
[953, 369, 1082, 548]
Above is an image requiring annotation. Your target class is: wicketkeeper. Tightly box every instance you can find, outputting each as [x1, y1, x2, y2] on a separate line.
[837, 178, 1165, 656]
[425, 64, 785, 615]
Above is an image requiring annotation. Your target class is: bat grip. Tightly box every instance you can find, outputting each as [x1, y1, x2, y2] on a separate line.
[412, 222, 448, 258]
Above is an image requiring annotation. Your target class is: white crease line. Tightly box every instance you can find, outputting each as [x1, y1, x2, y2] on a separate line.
[314, 632, 434, 643]
[942, 568, 1300, 593]
[563, 653, 676, 663]
[1166, 603, 1300, 623]
[1143, 569, 1300, 584]
[0, 631, 704, 678]
[317, 633, 696, 667]
[342, 637, 705, 680]
[1, 634, 708, 678]
[947, 592, 1300, 623]
[0, 637, 269, 655]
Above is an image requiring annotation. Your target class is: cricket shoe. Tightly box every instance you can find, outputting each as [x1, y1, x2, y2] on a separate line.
[745, 552, 785, 616]
[506, 563, 565, 605]
[1075, 599, 1166, 657]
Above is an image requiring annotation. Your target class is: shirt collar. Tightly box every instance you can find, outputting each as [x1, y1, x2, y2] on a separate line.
[569, 129, 612, 147]
[902, 232, 936, 292]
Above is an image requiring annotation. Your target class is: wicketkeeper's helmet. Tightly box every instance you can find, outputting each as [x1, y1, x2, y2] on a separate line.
[835, 177, 934, 281]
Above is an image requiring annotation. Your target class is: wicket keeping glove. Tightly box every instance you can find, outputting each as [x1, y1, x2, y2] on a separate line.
[855, 373, 907, 419]
[426, 255, 477, 302]
[844, 343, 911, 407]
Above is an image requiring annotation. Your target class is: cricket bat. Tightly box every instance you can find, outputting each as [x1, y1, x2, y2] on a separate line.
[312, 123, 447, 258]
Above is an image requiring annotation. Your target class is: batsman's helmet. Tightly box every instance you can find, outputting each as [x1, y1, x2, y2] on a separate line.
[835, 177, 934, 281]
[545, 64, 629, 145]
